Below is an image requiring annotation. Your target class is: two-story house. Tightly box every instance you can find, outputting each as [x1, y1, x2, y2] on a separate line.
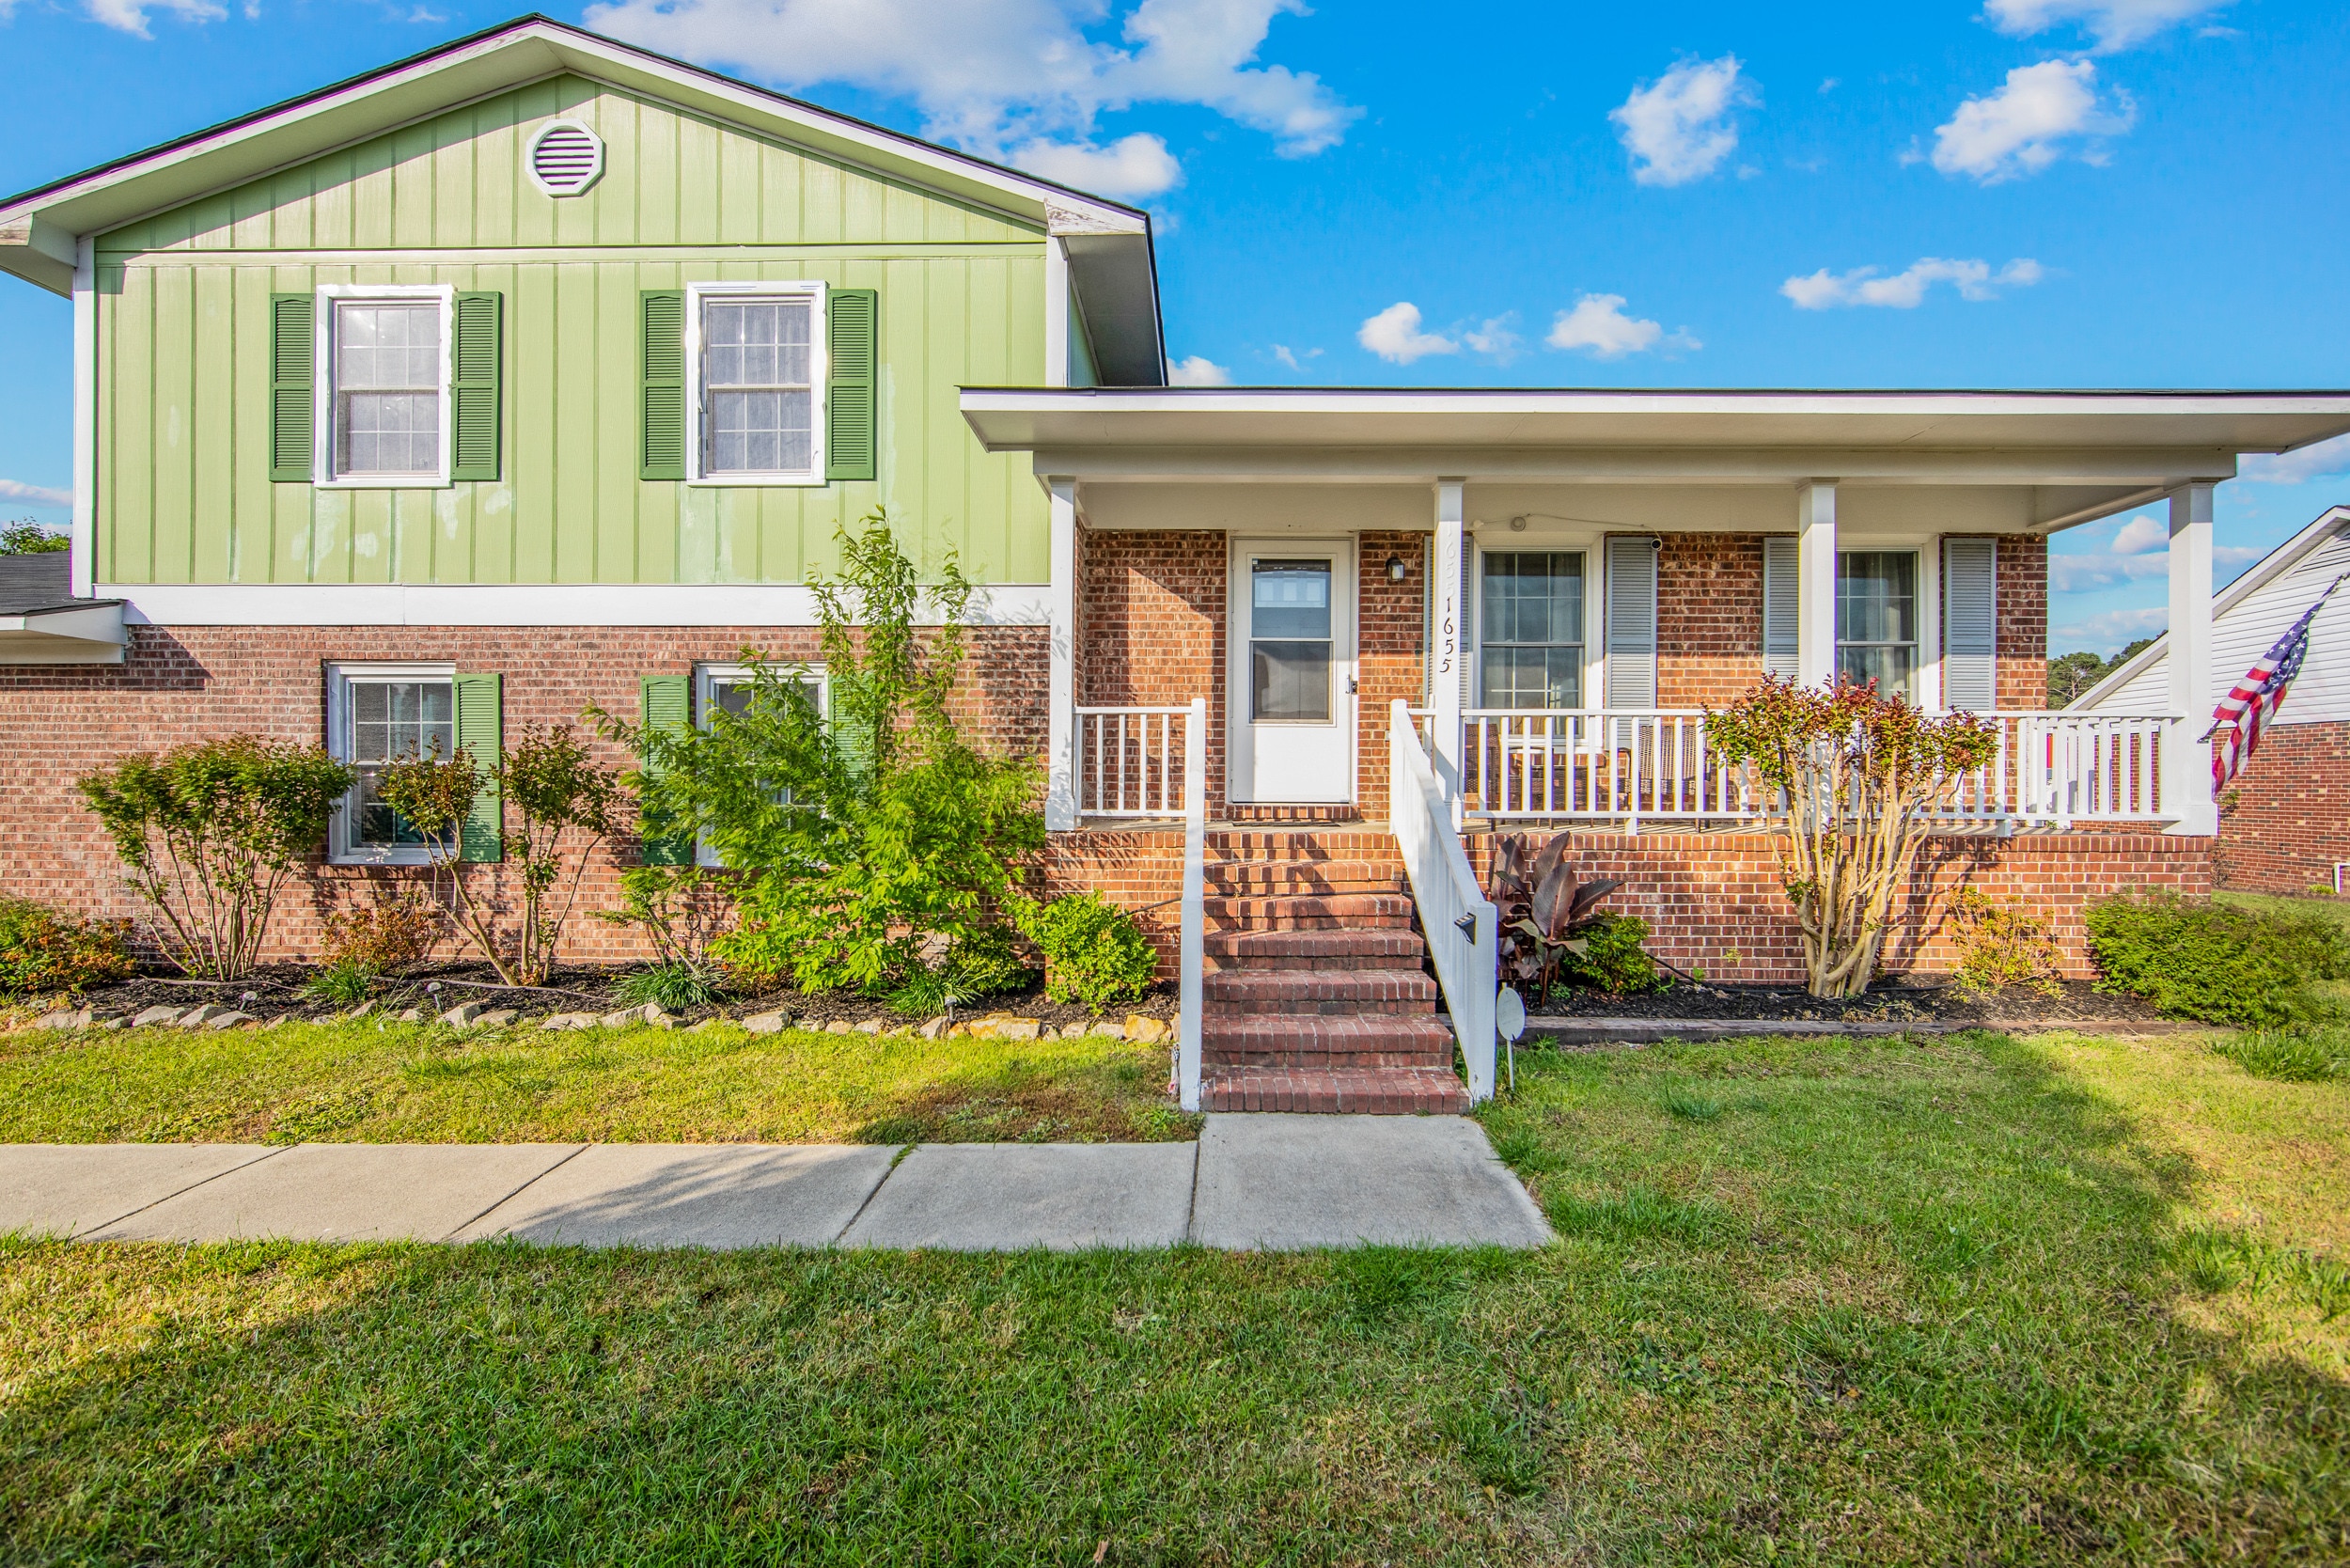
[7, 16, 2349, 1112]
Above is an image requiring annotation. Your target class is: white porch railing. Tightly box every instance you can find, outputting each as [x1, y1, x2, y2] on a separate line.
[1390, 699, 1498, 1104]
[1427, 708, 2178, 830]
[1076, 701, 1207, 1112]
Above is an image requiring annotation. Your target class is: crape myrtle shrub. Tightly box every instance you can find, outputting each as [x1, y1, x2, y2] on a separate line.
[2085, 889, 2349, 1026]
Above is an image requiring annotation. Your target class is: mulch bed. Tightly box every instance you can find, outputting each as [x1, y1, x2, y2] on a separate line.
[48, 964, 1180, 1032]
[1532, 975, 2171, 1027]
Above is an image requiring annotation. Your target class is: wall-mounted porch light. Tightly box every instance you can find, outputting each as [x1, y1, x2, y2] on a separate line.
[1385, 555, 1407, 582]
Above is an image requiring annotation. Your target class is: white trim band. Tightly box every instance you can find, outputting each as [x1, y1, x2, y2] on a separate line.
[103, 582, 1055, 628]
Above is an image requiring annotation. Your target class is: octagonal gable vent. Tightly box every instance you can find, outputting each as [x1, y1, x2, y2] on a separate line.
[527, 119, 603, 196]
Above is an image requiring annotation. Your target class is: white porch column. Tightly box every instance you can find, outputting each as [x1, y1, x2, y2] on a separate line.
[1045, 476, 1079, 830]
[1432, 478, 1466, 803]
[2165, 482, 2217, 836]
[71, 233, 96, 600]
[1795, 480, 1838, 688]
[1042, 237, 1071, 389]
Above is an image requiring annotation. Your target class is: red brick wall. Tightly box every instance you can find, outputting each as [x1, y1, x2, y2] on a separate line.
[1656, 532, 1766, 709]
[1996, 535, 2048, 711]
[1356, 531, 1428, 810]
[0, 622, 1045, 964]
[2214, 721, 2350, 894]
[1465, 829, 2213, 983]
[1077, 528, 1228, 809]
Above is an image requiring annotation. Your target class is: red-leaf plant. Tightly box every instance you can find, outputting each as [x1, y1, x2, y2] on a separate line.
[1705, 676, 1998, 999]
[1490, 829, 1626, 1004]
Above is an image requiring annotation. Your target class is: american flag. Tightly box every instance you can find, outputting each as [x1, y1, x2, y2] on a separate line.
[2210, 572, 2346, 791]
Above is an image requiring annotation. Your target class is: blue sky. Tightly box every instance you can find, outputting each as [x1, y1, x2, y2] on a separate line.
[3, 0, 2347, 651]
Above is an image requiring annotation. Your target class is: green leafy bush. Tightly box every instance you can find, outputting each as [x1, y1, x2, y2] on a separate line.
[1564, 913, 1661, 995]
[0, 895, 135, 996]
[597, 515, 1043, 998]
[77, 736, 355, 980]
[1944, 886, 2063, 997]
[299, 961, 374, 1010]
[885, 934, 1030, 1018]
[592, 865, 735, 978]
[613, 962, 726, 1012]
[2084, 889, 2349, 1026]
[1011, 890, 1159, 1012]
[2214, 1026, 2346, 1083]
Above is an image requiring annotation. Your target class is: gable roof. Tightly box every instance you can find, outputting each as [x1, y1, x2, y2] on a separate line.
[2072, 504, 2350, 710]
[0, 14, 1164, 381]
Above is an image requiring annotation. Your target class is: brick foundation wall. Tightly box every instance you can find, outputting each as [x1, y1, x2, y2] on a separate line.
[1656, 532, 1766, 709]
[2214, 720, 2350, 894]
[0, 622, 1046, 964]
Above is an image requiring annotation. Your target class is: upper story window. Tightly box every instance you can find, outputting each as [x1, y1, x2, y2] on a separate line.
[1480, 551, 1587, 709]
[315, 285, 453, 488]
[327, 662, 456, 864]
[1837, 550, 1919, 701]
[687, 282, 827, 485]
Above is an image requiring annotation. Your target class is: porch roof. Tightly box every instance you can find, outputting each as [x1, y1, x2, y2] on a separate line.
[961, 387, 2350, 526]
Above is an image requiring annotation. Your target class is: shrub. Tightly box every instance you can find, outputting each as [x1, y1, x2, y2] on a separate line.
[596, 515, 1043, 997]
[320, 893, 439, 975]
[1944, 887, 2063, 998]
[0, 896, 135, 996]
[0, 521, 70, 554]
[377, 724, 619, 986]
[1489, 830, 1625, 1003]
[613, 962, 726, 1012]
[2084, 889, 2349, 1026]
[299, 961, 375, 1010]
[77, 736, 355, 980]
[885, 936, 1030, 1018]
[1011, 890, 1159, 1012]
[2213, 1026, 2346, 1083]
[1563, 912, 1661, 995]
[592, 865, 735, 977]
[1706, 678, 1998, 997]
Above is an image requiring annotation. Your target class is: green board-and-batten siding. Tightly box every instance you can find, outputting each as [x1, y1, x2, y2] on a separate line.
[92, 77, 1052, 588]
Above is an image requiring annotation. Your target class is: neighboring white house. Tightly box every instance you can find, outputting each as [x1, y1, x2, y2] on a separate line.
[2075, 506, 2350, 892]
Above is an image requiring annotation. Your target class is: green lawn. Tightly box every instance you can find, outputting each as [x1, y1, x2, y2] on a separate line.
[0, 1019, 1195, 1146]
[5, 1028, 2346, 1563]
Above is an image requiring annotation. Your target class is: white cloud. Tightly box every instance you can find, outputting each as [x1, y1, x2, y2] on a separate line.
[1166, 353, 1231, 385]
[1462, 314, 1523, 361]
[1931, 60, 2134, 183]
[1545, 294, 1683, 358]
[2239, 431, 2350, 484]
[82, 0, 224, 35]
[0, 478, 73, 508]
[584, 0, 1360, 173]
[1609, 55, 1754, 187]
[1356, 302, 1458, 365]
[2049, 512, 2260, 589]
[2048, 604, 2172, 652]
[1982, 0, 2231, 52]
[1781, 257, 2045, 309]
[2110, 512, 2168, 555]
[1010, 132, 1182, 198]
[1269, 344, 1322, 372]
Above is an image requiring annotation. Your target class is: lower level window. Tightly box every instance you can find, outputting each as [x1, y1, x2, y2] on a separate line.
[1836, 551, 1919, 700]
[329, 665, 455, 862]
[696, 664, 825, 867]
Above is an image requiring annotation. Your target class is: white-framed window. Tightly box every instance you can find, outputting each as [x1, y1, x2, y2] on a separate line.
[685, 281, 828, 486]
[1479, 550, 1589, 709]
[313, 285, 455, 488]
[326, 662, 457, 864]
[1837, 550, 1920, 701]
[694, 663, 827, 866]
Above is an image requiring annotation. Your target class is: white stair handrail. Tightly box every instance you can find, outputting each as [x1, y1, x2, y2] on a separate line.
[1388, 699, 1499, 1104]
[1178, 697, 1205, 1112]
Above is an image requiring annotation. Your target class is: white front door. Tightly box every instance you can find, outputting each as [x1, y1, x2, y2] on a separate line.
[1229, 538, 1356, 803]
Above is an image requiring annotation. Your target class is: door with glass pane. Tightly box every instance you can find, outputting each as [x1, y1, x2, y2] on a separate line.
[1229, 540, 1355, 803]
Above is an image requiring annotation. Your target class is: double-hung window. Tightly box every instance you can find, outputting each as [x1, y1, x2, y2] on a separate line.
[316, 286, 453, 487]
[687, 282, 827, 484]
[1836, 551, 1919, 701]
[694, 664, 827, 867]
[1480, 551, 1587, 708]
[327, 663, 456, 863]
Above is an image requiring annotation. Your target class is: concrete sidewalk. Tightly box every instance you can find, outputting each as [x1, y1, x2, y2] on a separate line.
[2, 1115, 1550, 1252]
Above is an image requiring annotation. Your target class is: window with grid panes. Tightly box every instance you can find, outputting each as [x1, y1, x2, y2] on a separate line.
[1480, 551, 1586, 708]
[330, 670, 455, 858]
[702, 297, 815, 478]
[1837, 551, 1919, 701]
[332, 301, 443, 478]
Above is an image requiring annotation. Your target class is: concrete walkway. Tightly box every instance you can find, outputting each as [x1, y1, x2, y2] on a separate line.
[1, 1115, 1551, 1252]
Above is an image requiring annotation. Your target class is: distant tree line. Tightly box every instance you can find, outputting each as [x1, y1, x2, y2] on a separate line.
[1, 521, 70, 554]
[2047, 638, 2155, 707]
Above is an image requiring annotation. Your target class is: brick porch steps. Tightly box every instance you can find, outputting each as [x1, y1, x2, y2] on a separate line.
[1199, 830, 1466, 1115]
[1199, 1065, 1471, 1115]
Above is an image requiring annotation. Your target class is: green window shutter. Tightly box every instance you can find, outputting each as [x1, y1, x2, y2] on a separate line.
[826, 288, 878, 482]
[640, 290, 686, 481]
[450, 291, 502, 482]
[639, 673, 694, 865]
[453, 672, 504, 864]
[269, 293, 314, 482]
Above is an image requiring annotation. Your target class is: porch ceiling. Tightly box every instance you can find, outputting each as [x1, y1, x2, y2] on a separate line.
[962, 389, 2350, 523]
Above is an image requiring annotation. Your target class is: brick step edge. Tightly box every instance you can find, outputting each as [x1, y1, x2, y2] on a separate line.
[1206, 1016, 1454, 1048]
[1528, 1015, 2199, 1046]
[1201, 1066, 1470, 1115]
[1204, 930, 1427, 958]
